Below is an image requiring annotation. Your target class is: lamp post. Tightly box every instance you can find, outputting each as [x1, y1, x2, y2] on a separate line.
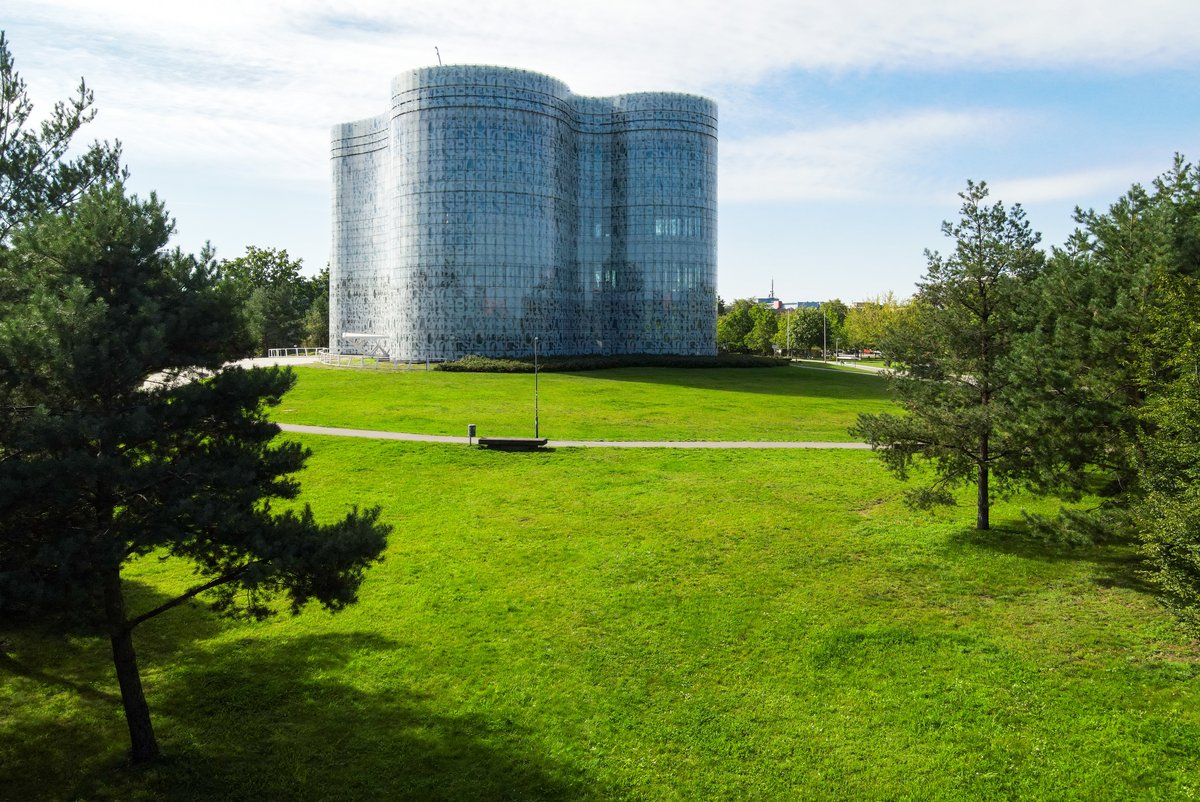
[822, 311, 827, 362]
[533, 336, 540, 439]
[786, 308, 791, 358]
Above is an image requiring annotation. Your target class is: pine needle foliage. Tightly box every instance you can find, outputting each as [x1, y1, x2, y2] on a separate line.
[852, 181, 1045, 530]
[0, 186, 389, 762]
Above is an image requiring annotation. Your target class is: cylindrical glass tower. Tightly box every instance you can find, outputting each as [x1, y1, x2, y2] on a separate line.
[331, 65, 717, 360]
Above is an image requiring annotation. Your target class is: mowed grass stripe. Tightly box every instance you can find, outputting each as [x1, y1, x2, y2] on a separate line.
[4, 438, 1196, 800]
[272, 364, 893, 442]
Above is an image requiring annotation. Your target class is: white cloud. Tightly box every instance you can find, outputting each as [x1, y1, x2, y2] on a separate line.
[988, 166, 1160, 204]
[720, 109, 1019, 202]
[8, 0, 1200, 188]
[5, 0, 1198, 293]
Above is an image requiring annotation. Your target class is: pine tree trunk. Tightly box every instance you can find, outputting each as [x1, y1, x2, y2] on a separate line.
[104, 571, 160, 763]
[977, 434, 990, 531]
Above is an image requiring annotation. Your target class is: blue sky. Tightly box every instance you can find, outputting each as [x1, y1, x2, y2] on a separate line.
[7, 0, 1200, 303]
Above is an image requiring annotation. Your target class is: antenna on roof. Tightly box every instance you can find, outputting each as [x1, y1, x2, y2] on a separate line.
[435, 46, 443, 66]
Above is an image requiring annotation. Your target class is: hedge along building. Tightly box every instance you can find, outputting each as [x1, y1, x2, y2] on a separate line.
[330, 65, 717, 360]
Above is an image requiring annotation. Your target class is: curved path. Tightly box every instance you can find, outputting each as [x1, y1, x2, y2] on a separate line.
[277, 422, 871, 450]
[264, 355, 876, 448]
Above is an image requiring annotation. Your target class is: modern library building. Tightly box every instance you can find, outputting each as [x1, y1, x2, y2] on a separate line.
[330, 65, 717, 360]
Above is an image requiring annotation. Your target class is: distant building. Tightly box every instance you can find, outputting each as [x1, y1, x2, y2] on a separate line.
[755, 281, 780, 309]
[755, 296, 820, 312]
[329, 65, 718, 359]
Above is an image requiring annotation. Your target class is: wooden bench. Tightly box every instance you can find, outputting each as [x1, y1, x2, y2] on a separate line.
[476, 437, 549, 451]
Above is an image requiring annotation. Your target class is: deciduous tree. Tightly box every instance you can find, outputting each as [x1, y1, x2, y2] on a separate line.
[818, 299, 848, 354]
[773, 307, 823, 357]
[716, 298, 754, 353]
[844, 292, 904, 352]
[745, 304, 779, 354]
[302, 266, 330, 348]
[218, 245, 312, 355]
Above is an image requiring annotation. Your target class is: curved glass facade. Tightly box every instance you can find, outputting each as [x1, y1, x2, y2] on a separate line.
[330, 65, 717, 359]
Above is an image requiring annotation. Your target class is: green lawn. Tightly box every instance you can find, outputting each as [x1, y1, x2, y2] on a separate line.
[272, 364, 894, 441]
[3, 438, 1197, 800]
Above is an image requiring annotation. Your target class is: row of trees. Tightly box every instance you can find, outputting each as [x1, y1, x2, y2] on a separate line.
[854, 169, 1200, 633]
[0, 32, 386, 762]
[717, 294, 914, 357]
[216, 246, 329, 355]
[716, 298, 844, 356]
[842, 293, 911, 354]
[717, 298, 786, 354]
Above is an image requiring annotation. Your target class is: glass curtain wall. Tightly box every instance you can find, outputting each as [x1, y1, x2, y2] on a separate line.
[330, 65, 717, 359]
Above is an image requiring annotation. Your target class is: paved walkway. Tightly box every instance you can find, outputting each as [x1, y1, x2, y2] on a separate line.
[277, 422, 871, 449]
[256, 355, 877, 449]
[235, 355, 323, 368]
[792, 359, 889, 374]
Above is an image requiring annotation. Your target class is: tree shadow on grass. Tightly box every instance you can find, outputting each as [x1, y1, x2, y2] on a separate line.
[155, 632, 597, 801]
[0, 579, 230, 801]
[562, 364, 890, 400]
[0, 640, 121, 705]
[0, 575, 231, 706]
[944, 518, 1154, 594]
[4, 621, 600, 801]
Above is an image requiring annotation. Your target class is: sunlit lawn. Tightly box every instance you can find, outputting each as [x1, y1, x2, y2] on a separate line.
[3, 437, 1198, 800]
[272, 364, 894, 441]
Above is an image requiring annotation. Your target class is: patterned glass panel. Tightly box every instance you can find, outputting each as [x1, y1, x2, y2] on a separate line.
[330, 66, 717, 359]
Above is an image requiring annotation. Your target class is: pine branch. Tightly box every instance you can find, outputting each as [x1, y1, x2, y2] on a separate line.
[122, 562, 259, 632]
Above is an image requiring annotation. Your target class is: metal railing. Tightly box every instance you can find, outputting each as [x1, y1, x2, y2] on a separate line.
[317, 352, 445, 371]
[266, 347, 327, 358]
[263, 344, 445, 371]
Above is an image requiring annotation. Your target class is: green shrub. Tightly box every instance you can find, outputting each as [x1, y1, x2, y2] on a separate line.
[438, 353, 789, 373]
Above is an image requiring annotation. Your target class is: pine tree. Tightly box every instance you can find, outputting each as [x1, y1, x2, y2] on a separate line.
[995, 182, 1167, 543]
[995, 156, 1200, 627]
[0, 185, 389, 762]
[852, 181, 1044, 530]
[0, 31, 122, 242]
[1129, 159, 1200, 632]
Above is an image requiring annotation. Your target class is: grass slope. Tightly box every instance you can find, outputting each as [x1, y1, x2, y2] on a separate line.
[272, 364, 894, 442]
[3, 439, 1197, 800]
